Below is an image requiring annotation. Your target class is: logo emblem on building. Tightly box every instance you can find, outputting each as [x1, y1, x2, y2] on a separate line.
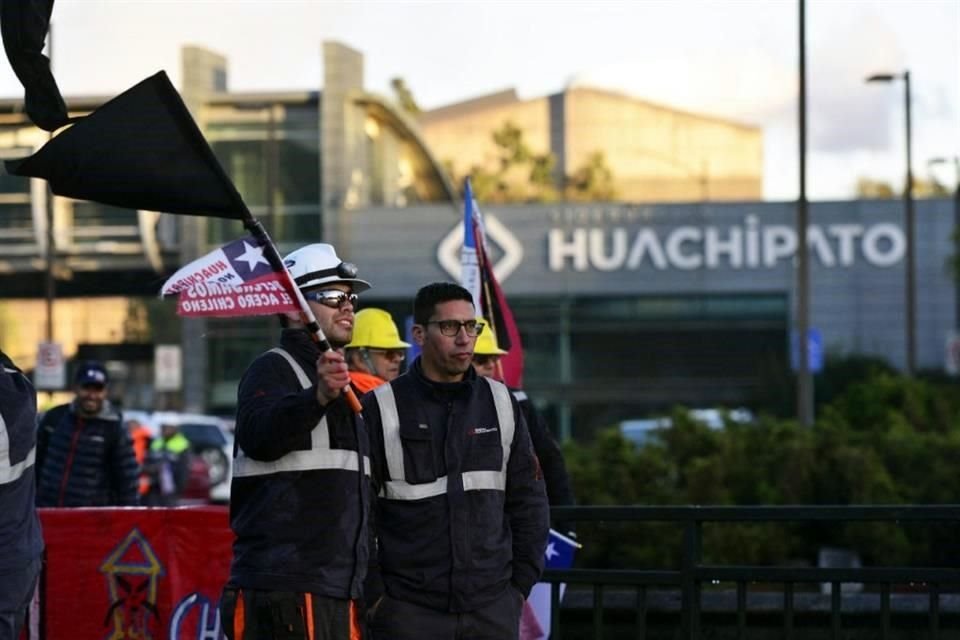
[100, 528, 164, 640]
[437, 214, 524, 282]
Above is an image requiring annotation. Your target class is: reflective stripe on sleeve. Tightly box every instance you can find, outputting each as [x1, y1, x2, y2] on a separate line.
[0, 367, 37, 484]
[234, 450, 371, 478]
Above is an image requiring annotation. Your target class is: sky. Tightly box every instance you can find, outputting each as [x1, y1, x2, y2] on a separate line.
[0, 0, 956, 202]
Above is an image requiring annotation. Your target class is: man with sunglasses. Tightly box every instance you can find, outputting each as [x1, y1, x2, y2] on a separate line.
[363, 282, 548, 640]
[344, 308, 411, 394]
[221, 243, 372, 640]
[35, 361, 139, 507]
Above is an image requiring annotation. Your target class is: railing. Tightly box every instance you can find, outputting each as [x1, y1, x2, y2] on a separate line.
[544, 505, 960, 639]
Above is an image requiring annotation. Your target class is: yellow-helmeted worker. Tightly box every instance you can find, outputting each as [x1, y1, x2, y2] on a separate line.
[345, 308, 411, 393]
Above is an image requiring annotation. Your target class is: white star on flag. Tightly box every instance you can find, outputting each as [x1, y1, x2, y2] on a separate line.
[235, 241, 269, 271]
[545, 542, 558, 561]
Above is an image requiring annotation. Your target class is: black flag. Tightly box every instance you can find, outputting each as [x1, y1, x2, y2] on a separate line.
[0, 0, 71, 131]
[6, 71, 249, 220]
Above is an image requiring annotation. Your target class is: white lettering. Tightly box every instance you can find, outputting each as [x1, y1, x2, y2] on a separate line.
[862, 223, 905, 266]
[762, 225, 796, 267]
[664, 227, 702, 270]
[626, 229, 668, 270]
[588, 228, 627, 271]
[548, 229, 588, 271]
[745, 215, 760, 267]
[545, 220, 906, 272]
[829, 224, 864, 266]
[705, 227, 743, 268]
[808, 226, 836, 267]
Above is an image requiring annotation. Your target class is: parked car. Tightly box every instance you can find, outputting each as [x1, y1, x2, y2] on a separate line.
[121, 410, 233, 504]
[619, 407, 755, 447]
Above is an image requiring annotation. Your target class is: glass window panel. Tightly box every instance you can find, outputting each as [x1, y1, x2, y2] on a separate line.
[276, 138, 320, 204]
[0, 204, 32, 229]
[0, 172, 29, 195]
[212, 140, 269, 207]
[72, 202, 139, 226]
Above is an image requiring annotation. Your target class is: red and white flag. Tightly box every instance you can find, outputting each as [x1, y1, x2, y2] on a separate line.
[160, 236, 298, 317]
[462, 178, 525, 387]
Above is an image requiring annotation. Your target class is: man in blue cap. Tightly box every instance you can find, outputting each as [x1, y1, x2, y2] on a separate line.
[36, 360, 139, 507]
[0, 348, 43, 639]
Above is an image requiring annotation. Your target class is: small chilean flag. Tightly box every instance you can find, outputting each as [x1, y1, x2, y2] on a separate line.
[160, 236, 298, 317]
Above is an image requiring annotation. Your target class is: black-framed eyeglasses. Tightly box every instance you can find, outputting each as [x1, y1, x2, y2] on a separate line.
[473, 355, 500, 367]
[304, 290, 359, 310]
[367, 348, 406, 361]
[424, 319, 485, 337]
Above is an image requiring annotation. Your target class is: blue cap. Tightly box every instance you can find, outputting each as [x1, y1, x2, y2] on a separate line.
[75, 361, 108, 386]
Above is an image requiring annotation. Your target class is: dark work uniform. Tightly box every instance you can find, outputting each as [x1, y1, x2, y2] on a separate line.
[0, 353, 43, 640]
[363, 359, 549, 640]
[36, 400, 138, 507]
[220, 329, 370, 640]
[511, 389, 576, 532]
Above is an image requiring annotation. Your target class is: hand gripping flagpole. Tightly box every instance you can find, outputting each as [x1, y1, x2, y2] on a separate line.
[243, 218, 364, 414]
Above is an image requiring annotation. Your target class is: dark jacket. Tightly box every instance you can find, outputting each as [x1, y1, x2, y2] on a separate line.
[511, 389, 576, 520]
[227, 329, 370, 599]
[35, 397, 138, 507]
[363, 358, 549, 613]
[0, 353, 43, 574]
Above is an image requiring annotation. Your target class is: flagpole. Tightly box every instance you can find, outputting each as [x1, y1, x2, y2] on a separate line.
[475, 227, 506, 383]
[245, 218, 363, 414]
[179, 110, 363, 413]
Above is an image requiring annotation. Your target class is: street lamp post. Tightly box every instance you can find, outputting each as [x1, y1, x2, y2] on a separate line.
[866, 71, 915, 375]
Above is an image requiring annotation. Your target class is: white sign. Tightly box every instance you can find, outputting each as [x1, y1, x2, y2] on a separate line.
[34, 342, 65, 390]
[154, 345, 182, 392]
[548, 217, 906, 272]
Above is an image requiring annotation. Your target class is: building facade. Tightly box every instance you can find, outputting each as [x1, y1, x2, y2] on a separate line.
[0, 42, 953, 442]
[419, 85, 764, 202]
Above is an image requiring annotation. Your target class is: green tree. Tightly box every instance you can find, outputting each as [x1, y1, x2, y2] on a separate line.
[566, 151, 616, 201]
[454, 121, 560, 203]
[390, 77, 420, 117]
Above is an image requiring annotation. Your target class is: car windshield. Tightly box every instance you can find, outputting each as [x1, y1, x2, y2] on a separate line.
[179, 423, 228, 448]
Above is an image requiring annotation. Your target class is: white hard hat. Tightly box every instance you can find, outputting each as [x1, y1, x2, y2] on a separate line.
[283, 243, 371, 292]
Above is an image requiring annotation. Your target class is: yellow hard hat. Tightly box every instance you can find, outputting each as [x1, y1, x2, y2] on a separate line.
[472, 318, 508, 355]
[346, 308, 411, 350]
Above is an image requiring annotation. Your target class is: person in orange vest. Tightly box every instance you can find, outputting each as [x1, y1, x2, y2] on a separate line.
[344, 308, 410, 394]
[125, 418, 153, 497]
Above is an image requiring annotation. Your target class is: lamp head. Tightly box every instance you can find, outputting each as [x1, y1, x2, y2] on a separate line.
[865, 73, 897, 84]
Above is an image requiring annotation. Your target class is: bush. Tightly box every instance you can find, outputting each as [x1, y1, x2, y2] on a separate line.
[565, 366, 960, 569]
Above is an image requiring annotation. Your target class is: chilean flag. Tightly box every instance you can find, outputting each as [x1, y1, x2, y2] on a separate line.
[461, 177, 525, 387]
[521, 529, 580, 639]
[160, 236, 298, 317]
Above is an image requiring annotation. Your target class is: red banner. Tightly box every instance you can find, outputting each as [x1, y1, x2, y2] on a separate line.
[36, 506, 232, 640]
[175, 279, 297, 317]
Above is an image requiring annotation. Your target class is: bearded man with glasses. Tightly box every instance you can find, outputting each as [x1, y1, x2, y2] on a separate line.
[220, 243, 372, 640]
[362, 282, 548, 640]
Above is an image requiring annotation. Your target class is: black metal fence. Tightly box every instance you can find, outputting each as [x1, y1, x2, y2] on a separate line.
[543, 505, 960, 639]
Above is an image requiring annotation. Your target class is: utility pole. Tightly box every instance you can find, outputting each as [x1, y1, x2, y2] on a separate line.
[796, 0, 814, 426]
